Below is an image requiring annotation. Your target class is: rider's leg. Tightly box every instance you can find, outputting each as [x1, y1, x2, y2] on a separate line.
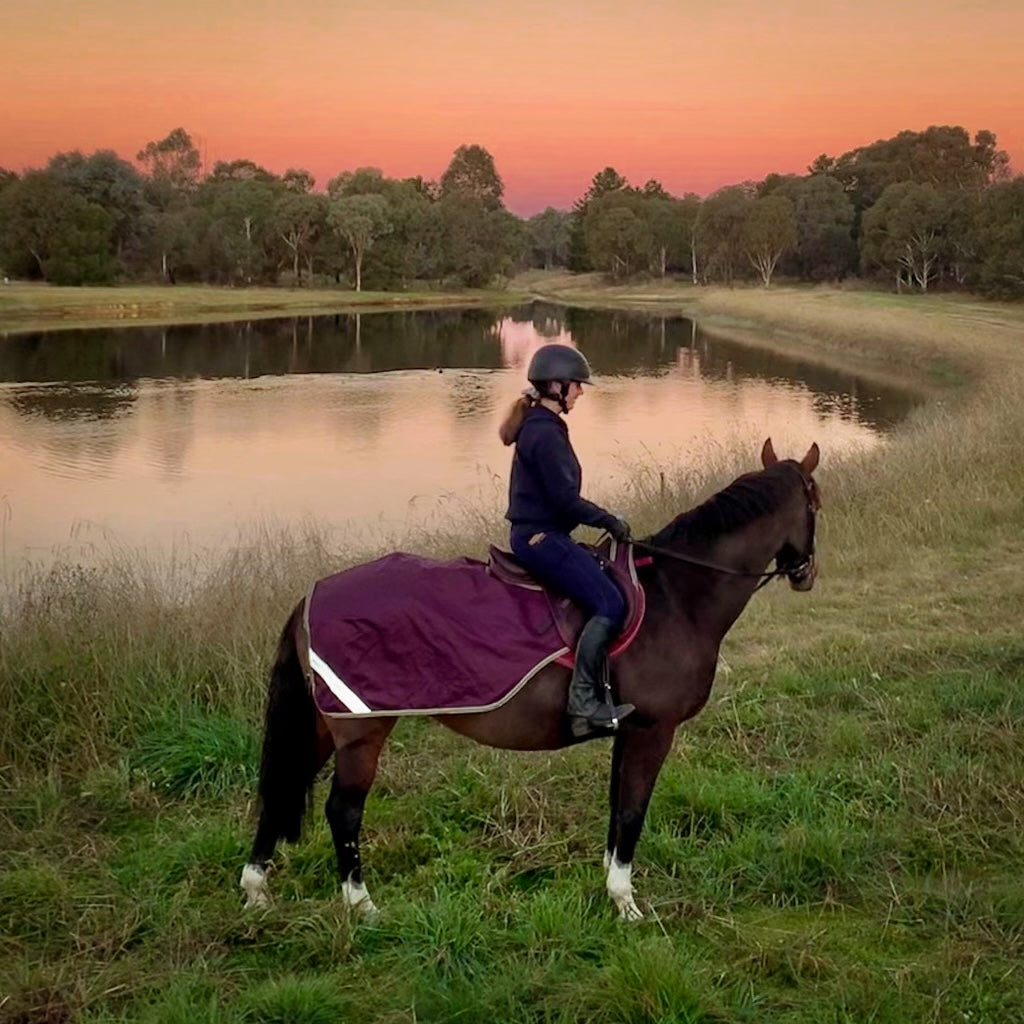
[510, 529, 632, 734]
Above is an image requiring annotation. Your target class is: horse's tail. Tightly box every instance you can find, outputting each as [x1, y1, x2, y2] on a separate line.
[256, 601, 320, 844]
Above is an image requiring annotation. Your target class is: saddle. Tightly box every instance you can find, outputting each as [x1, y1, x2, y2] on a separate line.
[486, 539, 648, 666]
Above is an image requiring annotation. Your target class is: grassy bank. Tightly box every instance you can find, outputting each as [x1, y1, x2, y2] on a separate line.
[0, 281, 527, 334]
[2, 283, 1024, 1022]
[527, 270, 1024, 387]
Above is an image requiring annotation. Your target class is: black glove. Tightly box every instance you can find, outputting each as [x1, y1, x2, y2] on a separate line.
[607, 516, 632, 543]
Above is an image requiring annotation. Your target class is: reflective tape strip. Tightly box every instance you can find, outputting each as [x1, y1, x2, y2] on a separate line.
[309, 648, 372, 715]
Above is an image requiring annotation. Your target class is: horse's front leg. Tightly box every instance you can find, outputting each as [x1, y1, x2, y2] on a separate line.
[606, 724, 675, 921]
[325, 720, 394, 918]
[605, 732, 626, 871]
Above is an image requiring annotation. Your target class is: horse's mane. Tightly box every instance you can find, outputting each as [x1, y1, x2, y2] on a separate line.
[649, 461, 801, 550]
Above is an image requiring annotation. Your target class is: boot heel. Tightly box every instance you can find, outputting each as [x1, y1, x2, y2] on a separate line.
[570, 716, 597, 739]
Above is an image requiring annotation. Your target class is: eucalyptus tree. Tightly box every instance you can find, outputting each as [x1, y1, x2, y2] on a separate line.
[642, 196, 691, 278]
[940, 189, 980, 286]
[327, 166, 389, 199]
[740, 195, 797, 286]
[439, 144, 505, 210]
[861, 181, 947, 292]
[970, 177, 1024, 298]
[136, 127, 202, 197]
[695, 185, 754, 284]
[527, 207, 571, 269]
[0, 170, 114, 284]
[439, 195, 523, 287]
[774, 174, 856, 281]
[275, 190, 325, 285]
[270, 167, 323, 284]
[326, 168, 442, 287]
[0, 168, 18, 275]
[757, 172, 800, 197]
[640, 178, 672, 199]
[282, 168, 316, 195]
[327, 193, 393, 291]
[47, 150, 145, 266]
[825, 125, 1009, 215]
[569, 166, 629, 270]
[435, 145, 523, 285]
[356, 177, 447, 287]
[675, 193, 702, 283]
[136, 128, 202, 282]
[582, 191, 653, 279]
[403, 193, 446, 284]
[198, 160, 281, 284]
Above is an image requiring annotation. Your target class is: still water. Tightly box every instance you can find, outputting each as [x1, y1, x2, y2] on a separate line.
[0, 304, 919, 566]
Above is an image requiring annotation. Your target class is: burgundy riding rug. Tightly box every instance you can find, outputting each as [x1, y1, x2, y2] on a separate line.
[305, 541, 646, 718]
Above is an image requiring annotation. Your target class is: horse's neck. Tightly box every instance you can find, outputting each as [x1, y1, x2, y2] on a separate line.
[661, 513, 788, 636]
[708, 515, 785, 575]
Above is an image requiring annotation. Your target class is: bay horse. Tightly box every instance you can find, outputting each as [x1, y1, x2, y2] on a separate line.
[241, 438, 821, 921]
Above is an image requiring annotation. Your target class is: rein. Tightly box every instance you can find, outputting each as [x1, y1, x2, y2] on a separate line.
[630, 539, 807, 590]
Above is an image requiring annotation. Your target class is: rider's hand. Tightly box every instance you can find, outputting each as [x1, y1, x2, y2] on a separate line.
[608, 516, 632, 543]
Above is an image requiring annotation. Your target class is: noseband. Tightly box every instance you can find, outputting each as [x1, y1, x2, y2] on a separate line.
[773, 472, 820, 587]
[632, 467, 820, 590]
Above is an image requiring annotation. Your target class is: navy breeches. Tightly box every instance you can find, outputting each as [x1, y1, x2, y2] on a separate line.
[509, 526, 626, 626]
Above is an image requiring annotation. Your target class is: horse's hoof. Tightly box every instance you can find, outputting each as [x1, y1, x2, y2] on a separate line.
[357, 901, 381, 923]
[617, 899, 644, 922]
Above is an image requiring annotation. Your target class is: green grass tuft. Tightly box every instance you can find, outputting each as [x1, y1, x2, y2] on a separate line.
[130, 709, 259, 798]
[233, 975, 352, 1024]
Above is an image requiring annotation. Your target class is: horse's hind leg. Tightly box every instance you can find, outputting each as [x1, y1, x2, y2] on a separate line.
[241, 604, 331, 909]
[325, 718, 396, 918]
[242, 713, 333, 908]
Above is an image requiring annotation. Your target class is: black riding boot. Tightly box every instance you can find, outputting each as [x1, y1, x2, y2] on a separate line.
[567, 616, 635, 738]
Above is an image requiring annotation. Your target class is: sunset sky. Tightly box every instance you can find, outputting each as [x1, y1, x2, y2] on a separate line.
[2, 0, 1021, 215]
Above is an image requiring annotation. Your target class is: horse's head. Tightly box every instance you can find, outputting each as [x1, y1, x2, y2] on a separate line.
[760, 438, 821, 592]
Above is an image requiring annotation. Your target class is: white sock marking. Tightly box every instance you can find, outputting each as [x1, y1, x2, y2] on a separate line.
[240, 863, 270, 909]
[606, 853, 643, 921]
[342, 877, 379, 919]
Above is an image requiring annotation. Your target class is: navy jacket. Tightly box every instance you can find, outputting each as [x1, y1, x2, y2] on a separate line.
[505, 406, 618, 534]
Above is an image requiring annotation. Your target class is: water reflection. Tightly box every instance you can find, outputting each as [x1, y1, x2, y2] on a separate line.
[0, 304, 923, 562]
[0, 304, 916, 432]
[5, 383, 138, 422]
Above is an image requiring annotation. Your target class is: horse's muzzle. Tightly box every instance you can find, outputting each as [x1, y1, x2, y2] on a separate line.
[787, 556, 816, 592]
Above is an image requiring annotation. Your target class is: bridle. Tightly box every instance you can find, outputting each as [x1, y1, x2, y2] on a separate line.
[631, 468, 820, 592]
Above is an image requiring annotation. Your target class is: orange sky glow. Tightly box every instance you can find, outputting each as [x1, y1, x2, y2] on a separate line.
[2, 0, 1021, 215]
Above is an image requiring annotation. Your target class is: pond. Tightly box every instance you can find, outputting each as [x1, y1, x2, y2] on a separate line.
[0, 303, 920, 569]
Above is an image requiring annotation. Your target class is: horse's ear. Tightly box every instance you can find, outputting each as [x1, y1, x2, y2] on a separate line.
[761, 437, 778, 467]
[801, 443, 820, 475]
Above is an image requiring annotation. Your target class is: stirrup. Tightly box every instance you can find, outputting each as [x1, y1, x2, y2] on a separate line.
[569, 702, 635, 738]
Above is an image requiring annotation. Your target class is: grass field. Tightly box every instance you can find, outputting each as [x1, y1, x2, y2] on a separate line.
[0, 281, 525, 334]
[2, 279, 1024, 1022]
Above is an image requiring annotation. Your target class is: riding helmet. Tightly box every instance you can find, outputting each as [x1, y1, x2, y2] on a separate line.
[526, 344, 592, 386]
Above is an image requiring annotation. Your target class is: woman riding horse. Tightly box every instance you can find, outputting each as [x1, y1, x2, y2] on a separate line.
[499, 343, 633, 737]
[240, 436, 821, 921]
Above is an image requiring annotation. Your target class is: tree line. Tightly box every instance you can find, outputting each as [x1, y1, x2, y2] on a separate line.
[1, 125, 1021, 297]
